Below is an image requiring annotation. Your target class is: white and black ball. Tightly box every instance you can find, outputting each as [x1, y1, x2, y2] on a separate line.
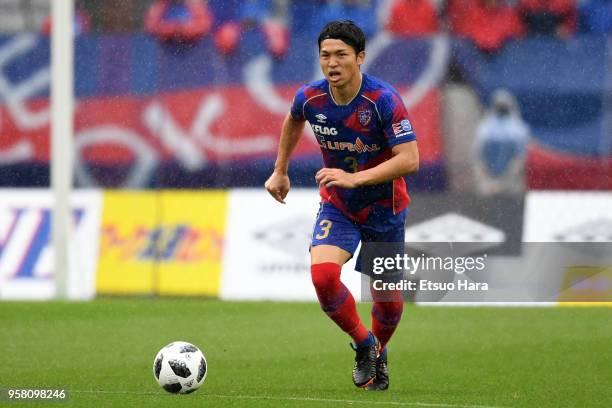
[153, 341, 207, 394]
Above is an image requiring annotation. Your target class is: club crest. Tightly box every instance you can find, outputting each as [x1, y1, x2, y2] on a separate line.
[358, 108, 372, 126]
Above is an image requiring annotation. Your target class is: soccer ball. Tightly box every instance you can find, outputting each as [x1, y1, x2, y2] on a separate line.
[153, 341, 207, 394]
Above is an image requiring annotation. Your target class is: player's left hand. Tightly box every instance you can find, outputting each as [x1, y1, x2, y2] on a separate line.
[315, 168, 360, 189]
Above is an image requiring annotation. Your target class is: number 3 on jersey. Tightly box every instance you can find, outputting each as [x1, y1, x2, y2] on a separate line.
[344, 156, 358, 173]
[315, 220, 333, 239]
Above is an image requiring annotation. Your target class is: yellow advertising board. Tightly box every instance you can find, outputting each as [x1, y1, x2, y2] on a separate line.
[557, 266, 612, 307]
[96, 190, 227, 296]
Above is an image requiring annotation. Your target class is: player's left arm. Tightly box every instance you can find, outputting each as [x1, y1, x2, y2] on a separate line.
[315, 141, 419, 189]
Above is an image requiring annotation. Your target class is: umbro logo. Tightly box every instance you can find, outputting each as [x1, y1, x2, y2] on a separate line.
[553, 218, 612, 242]
[315, 113, 327, 123]
[406, 212, 506, 243]
[253, 215, 313, 257]
[405, 212, 505, 256]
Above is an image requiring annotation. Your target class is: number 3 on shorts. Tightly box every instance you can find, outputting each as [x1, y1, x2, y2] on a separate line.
[316, 220, 333, 239]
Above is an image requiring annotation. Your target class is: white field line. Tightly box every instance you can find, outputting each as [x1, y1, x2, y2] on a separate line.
[70, 389, 507, 408]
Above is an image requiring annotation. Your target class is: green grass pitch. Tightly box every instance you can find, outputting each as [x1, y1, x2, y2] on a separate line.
[0, 299, 610, 407]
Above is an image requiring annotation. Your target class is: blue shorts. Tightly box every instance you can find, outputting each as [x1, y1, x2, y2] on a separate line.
[311, 202, 406, 274]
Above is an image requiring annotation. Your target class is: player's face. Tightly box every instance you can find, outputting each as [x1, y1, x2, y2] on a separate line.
[319, 39, 365, 88]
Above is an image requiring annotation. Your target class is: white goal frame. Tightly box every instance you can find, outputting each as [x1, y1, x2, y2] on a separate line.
[51, 0, 75, 299]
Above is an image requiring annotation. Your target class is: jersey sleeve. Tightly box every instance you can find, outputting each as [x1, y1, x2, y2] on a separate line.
[290, 85, 308, 121]
[378, 91, 417, 147]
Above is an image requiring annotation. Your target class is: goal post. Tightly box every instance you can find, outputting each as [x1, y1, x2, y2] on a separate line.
[51, 0, 75, 300]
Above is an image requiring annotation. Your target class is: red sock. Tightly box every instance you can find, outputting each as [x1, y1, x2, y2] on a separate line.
[371, 290, 404, 349]
[311, 262, 369, 344]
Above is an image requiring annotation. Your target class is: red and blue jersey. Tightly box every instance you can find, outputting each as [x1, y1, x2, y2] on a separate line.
[290, 73, 416, 227]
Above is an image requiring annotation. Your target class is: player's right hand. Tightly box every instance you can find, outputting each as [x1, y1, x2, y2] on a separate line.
[264, 172, 290, 204]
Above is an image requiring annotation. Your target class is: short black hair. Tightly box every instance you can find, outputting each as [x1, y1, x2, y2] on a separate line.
[318, 20, 366, 55]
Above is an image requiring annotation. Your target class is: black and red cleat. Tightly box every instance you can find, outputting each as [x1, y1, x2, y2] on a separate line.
[365, 348, 389, 391]
[351, 333, 379, 388]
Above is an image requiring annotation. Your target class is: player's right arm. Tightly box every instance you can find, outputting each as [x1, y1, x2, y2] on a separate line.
[265, 112, 306, 203]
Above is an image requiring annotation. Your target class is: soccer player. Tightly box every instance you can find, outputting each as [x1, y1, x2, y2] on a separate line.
[265, 20, 419, 390]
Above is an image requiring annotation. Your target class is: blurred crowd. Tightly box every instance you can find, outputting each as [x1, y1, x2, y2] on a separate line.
[1, 0, 609, 193]
[0, 0, 611, 56]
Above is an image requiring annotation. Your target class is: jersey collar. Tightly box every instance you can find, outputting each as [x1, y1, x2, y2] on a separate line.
[328, 72, 363, 106]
